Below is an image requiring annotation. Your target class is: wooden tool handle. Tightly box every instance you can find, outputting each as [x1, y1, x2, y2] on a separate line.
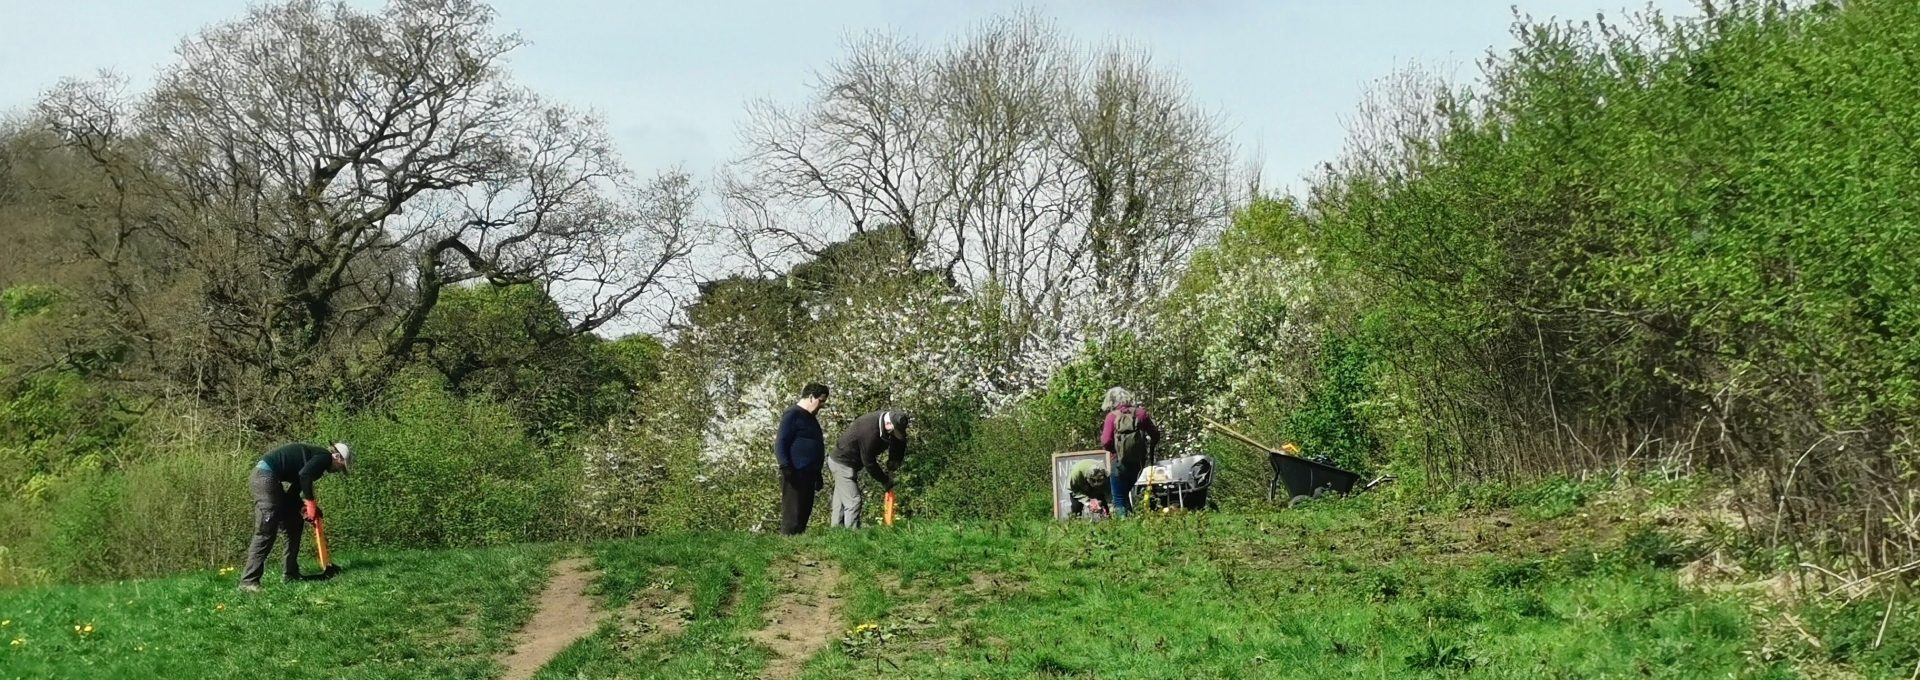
[1203, 417, 1276, 452]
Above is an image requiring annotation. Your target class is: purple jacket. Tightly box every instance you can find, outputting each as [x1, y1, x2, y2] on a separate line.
[1099, 406, 1163, 454]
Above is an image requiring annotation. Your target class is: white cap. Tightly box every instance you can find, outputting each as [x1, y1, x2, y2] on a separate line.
[331, 442, 354, 474]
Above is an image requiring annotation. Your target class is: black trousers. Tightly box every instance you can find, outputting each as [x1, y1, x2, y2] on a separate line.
[779, 467, 822, 536]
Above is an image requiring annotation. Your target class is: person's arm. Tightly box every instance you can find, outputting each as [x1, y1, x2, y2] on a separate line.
[863, 438, 895, 490]
[884, 437, 905, 474]
[296, 447, 330, 501]
[1098, 411, 1115, 452]
[1141, 409, 1163, 449]
[773, 409, 797, 470]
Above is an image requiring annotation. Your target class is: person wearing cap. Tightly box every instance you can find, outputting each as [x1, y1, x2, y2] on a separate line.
[827, 410, 910, 529]
[239, 441, 352, 591]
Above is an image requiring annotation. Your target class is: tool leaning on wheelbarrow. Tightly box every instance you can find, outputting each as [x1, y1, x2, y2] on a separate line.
[1201, 418, 1394, 504]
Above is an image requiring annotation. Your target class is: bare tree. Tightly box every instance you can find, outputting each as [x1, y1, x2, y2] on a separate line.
[732, 32, 941, 269]
[31, 0, 701, 417]
[1065, 47, 1234, 331]
[727, 14, 1234, 390]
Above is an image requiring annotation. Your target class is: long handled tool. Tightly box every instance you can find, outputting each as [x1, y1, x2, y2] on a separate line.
[309, 516, 342, 579]
[1203, 417, 1293, 457]
[883, 490, 896, 526]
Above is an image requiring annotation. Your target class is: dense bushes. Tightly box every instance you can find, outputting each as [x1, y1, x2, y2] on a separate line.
[0, 370, 588, 583]
[0, 407, 255, 584]
[1305, 0, 1920, 565]
[316, 370, 586, 548]
[0, 287, 613, 583]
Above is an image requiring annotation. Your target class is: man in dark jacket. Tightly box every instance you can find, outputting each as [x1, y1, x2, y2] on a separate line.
[240, 441, 353, 592]
[773, 383, 830, 536]
[828, 409, 910, 529]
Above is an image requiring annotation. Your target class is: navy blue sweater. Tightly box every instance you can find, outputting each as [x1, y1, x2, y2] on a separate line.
[773, 405, 826, 471]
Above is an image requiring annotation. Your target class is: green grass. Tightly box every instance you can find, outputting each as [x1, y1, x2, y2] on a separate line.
[792, 504, 1786, 679]
[516, 497, 1810, 679]
[7, 494, 1913, 679]
[0, 544, 555, 679]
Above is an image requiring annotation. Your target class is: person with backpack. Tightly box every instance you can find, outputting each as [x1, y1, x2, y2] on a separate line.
[240, 441, 353, 592]
[828, 409, 910, 528]
[1098, 387, 1162, 518]
[773, 383, 830, 536]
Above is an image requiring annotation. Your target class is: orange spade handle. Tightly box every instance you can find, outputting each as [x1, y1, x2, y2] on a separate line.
[884, 490, 896, 526]
[312, 518, 333, 569]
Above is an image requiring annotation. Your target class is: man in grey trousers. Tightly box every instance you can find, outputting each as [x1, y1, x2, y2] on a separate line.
[828, 410, 909, 528]
[240, 441, 352, 592]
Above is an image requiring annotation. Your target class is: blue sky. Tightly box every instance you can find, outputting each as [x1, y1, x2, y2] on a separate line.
[3, 0, 1698, 196]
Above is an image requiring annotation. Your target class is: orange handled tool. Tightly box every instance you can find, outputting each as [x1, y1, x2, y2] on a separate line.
[306, 508, 341, 578]
[884, 490, 896, 526]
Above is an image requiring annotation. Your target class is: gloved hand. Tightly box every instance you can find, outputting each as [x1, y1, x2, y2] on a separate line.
[303, 500, 322, 522]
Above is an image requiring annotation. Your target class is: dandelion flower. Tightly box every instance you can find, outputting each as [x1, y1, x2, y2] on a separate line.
[219, 567, 236, 576]
[10, 638, 23, 647]
[216, 604, 226, 612]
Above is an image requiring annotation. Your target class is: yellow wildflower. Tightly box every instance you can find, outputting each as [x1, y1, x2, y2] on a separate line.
[219, 567, 236, 576]
[216, 603, 226, 612]
[10, 638, 23, 647]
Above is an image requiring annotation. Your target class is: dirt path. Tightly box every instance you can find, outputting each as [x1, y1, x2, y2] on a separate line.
[498, 557, 601, 680]
[747, 559, 845, 680]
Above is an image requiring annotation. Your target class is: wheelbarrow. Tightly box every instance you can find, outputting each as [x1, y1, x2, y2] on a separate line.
[1202, 418, 1393, 503]
[1131, 452, 1216, 511]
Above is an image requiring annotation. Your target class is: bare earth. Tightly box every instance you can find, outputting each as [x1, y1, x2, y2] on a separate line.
[747, 559, 845, 680]
[498, 557, 601, 680]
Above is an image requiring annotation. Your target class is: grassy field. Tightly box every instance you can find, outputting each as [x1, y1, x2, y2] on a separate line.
[0, 544, 555, 679]
[3, 490, 1913, 679]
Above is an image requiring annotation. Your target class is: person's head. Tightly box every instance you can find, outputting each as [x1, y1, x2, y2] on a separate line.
[881, 410, 911, 441]
[1101, 386, 1137, 412]
[799, 383, 830, 413]
[329, 442, 354, 474]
